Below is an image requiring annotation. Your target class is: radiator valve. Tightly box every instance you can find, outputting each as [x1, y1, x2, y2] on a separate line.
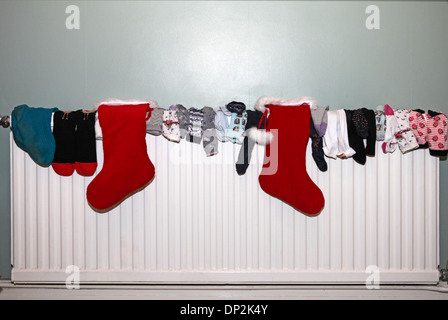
[441, 261, 448, 283]
[0, 116, 10, 128]
[441, 269, 448, 283]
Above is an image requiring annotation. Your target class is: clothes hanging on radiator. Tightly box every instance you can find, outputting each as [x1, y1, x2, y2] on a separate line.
[146, 107, 165, 136]
[345, 108, 376, 165]
[394, 108, 419, 154]
[426, 110, 448, 157]
[202, 106, 219, 157]
[310, 105, 329, 137]
[9, 99, 448, 173]
[409, 109, 429, 149]
[214, 105, 232, 142]
[176, 104, 190, 139]
[375, 105, 386, 141]
[185, 106, 219, 156]
[224, 101, 247, 144]
[235, 109, 264, 175]
[11, 104, 59, 167]
[362, 108, 377, 156]
[382, 105, 419, 154]
[52, 110, 97, 177]
[186, 107, 203, 144]
[309, 116, 327, 171]
[323, 109, 356, 159]
[162, 105, 180, 143]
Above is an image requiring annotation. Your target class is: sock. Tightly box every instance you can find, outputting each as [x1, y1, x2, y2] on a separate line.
[362, 108, 377, 156]
[74, 110, 98, 176]
[162, 105, 181, 143]
[11, 104, 59, 167]
[186, 108, 204, 144]
[309, 117, 327, 172]
[146, 107, 164, 136]
[202, 107, 218, 156]
[257, 103, 325, 216]
[310, 105, 329, 137]
[375, 105, 386, 141]
[235, 110, 265, 175]
[409, 109, 429, 148]
[236, 136, 256, 175]
[382, 104, 398, 154]
[345, 109, 366, 165]
[51, 111, 77, 176]
[86, 103, 155, 212]
[176, 104, 190, 139]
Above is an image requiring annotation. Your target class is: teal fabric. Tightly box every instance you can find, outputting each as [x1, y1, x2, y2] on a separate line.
[11, 104, 59, 167]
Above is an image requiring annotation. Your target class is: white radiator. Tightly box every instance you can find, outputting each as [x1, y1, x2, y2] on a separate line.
[10, 133, 440, 284]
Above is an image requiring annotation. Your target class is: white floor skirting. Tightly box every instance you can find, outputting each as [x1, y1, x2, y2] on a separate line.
[1, 281, 448, 300]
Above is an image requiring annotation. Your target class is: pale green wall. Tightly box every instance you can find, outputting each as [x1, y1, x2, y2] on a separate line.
[1, 1, 448, 280]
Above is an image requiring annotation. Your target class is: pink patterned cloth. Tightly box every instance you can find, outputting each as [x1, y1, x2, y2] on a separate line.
[426, 111, 448, 156]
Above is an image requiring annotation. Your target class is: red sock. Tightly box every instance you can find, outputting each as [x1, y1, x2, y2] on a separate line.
[86, 103, 155, 212]
[258, 104, 325, 216]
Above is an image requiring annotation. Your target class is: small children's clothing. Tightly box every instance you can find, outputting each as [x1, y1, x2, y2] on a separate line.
[219, 101, 247, 144]
[162, 105, 180, 142]
[310, 105, 329, 137]
[176, 104, 190, 139]
[362, 108, 377, 157]
[394, 108, 419, 154]
[201, 106, 218, 157]
[226, 111, 247, 144]
[375, 105, 386, 141]
[382, 104, 399, 153]
[236, 110, 264, 175]
[11, 104, 59, 167]
[352, 109, 369, 139]
[52, 110, 98, 177]
[345, 108, 377, 165]
[52, 111, 77, 176]
[186, 108, 204, 144]
[74, 111, 98, 176]
[345, 109, 367, 165]
[323, 109, 356, 159]
[214, 106, 232, 142]
[382, 105, 419, 154]
[310, 117, 327, 172]
[408, 109, 429, 149]
[146, 107, 164, 136]
[426, 110, 448, 157]
[225, 101, 246, 115]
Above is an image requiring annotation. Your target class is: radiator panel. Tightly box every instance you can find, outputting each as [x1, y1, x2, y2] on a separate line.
[10, 134, 440, 284]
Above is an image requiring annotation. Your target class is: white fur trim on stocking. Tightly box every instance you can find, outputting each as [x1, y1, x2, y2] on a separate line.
[254, 96, 317, 113]
[246, 127, 274, 145]
[93, 99, 159, 140]
[93, 99, 159, 110]
[250, 96, 317, 145]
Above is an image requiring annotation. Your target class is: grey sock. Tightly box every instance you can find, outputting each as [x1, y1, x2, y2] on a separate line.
[146, 107, 164, 136]
[311, 105, 329, 137]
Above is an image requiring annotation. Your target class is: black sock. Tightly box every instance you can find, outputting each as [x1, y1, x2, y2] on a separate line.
[74, 110, 97, 176]
[51, 111, 77, 176]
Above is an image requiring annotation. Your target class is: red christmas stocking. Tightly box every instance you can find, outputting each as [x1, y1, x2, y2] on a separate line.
[86, 102, 155, 212]
[253, 97, 325, 216]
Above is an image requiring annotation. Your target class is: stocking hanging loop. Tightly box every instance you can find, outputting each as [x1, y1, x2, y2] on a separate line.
[258, 108, 270, 131]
